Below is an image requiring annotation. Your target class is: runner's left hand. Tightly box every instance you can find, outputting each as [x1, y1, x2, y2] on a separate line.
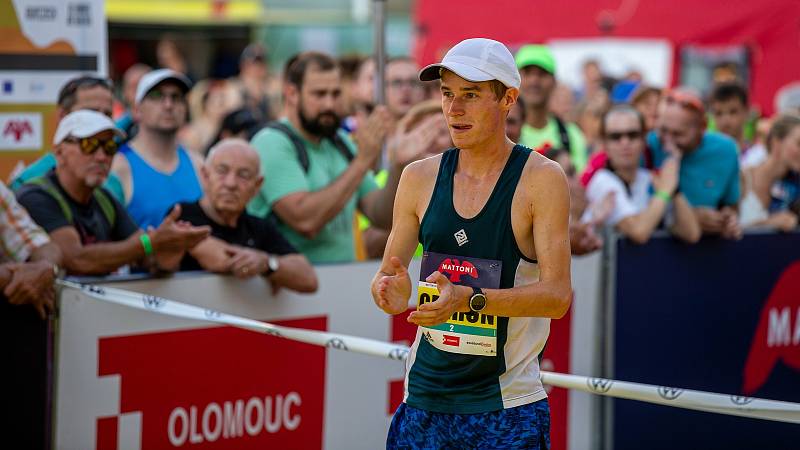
[407, 271, 471, 326]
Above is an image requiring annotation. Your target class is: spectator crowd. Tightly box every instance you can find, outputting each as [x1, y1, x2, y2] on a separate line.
[2, 37, 800, 450]
[3, 39, 800, 309]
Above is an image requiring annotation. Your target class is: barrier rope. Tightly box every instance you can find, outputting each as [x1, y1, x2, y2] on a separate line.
[57, 279, 800, 425]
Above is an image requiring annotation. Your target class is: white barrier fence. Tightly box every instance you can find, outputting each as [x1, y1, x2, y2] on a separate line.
[57, 257, 800, 450]
[59, 279, 800, 426]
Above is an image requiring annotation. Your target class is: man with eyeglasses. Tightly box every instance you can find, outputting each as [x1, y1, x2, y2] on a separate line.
[10, 75, 126, 199]
[16, 110, 210, 275]
[111, 69, 204, 229]
[386, 57, 426, 121]
[647, 89, 742, 239]
[175, 139, 318, 293]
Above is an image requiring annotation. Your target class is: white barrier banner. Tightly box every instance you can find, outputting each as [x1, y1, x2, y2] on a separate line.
[58, 279, 800, 426]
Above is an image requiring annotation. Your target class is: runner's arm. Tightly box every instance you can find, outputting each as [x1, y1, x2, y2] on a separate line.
[480, 162, 573, 318]
[370, 163, 425, 313]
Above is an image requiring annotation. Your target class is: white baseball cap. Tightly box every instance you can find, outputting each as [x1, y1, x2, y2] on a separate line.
[53, 110, 125, 145]
[134, 68, 192, 104]
[419, 38, 521, 89]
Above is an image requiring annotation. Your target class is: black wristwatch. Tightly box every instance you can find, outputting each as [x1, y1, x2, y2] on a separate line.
[469, 287, 487, 312]
[264, 255, 280, 276]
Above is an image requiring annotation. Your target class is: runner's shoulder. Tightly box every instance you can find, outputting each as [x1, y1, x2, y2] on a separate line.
[519, 151, 569, 199]
[401, 153, 443, 187]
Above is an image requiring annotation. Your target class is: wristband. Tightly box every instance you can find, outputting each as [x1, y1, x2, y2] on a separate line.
[655, 190, 672, 203]
[139, 233, 154, 257]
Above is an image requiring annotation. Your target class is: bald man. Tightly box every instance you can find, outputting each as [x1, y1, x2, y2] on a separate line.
[177, 138, 318, 293]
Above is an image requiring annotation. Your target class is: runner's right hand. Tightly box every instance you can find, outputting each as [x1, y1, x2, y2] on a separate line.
[374, 256, 412, 315]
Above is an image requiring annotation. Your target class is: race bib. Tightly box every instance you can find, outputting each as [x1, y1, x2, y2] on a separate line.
[417, 252, 502, 356]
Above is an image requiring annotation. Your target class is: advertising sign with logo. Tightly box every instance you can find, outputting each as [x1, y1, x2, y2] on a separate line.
[611, 232, 800, 449]
[95, 320, 325, 450]
[0, 0, 106, 176]
[0, 112, 41, 149]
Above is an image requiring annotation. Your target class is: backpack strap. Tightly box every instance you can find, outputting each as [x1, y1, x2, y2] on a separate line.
[26, 177, 73, 224]
[331, 133, 355, 163]
[553, 115, 571, 151]
[24, 176, 116, 228]
[92, 189, 117, 228]
[265, 121, 311, 173]
[266, 121, 355, 173]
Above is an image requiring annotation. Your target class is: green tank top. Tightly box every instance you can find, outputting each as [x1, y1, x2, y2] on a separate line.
[405, 145, 549, 414]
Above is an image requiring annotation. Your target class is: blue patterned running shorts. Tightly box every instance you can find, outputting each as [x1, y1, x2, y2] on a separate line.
[386, 399, 550, 450]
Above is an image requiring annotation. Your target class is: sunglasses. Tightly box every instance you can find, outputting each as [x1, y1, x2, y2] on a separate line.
[606, 130, 643, 141]
[144, 89, 184, 103]
[63, 136, 119, 156]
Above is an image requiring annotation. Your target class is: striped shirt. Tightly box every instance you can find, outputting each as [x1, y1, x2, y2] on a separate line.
[0, 181, 49, 263]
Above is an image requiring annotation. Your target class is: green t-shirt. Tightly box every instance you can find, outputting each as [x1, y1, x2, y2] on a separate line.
[247, 120, 378, 263]
[519, 116, 588, 172]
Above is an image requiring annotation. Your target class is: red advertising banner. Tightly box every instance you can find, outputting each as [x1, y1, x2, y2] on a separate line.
[96, 317, 327, 450]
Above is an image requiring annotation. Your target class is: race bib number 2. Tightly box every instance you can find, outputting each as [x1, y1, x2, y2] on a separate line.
[417, 281, 497, 356]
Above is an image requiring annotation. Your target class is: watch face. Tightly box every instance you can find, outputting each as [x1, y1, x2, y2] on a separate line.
[470, 293, 487, 312]
[268, 256, 280, 272]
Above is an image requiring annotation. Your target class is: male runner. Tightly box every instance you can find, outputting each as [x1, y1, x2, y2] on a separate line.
[371, 38, 572, 449]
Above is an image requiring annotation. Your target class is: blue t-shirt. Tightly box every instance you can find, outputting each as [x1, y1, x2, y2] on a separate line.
[119, 144, 203, 229]
[647, 131, 740, 208]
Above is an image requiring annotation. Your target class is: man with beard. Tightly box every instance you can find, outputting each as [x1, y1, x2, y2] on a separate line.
[111, 69, 204, 229]
[16, 110, 210, 275]
[248, 51, 410, 263]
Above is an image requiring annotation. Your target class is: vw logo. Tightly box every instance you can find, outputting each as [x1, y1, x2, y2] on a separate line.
[586, 377, 613, 394]
[730, 395, 754, 406]
[326, 338, 348, 351]
[141, 294, 166, 309]
[388, 347, 409, 361]
[657, 386, 684, 400]
[265, 329, 282, 338]
[204, 309, 222, 319]
[85, 285, 106, 296]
